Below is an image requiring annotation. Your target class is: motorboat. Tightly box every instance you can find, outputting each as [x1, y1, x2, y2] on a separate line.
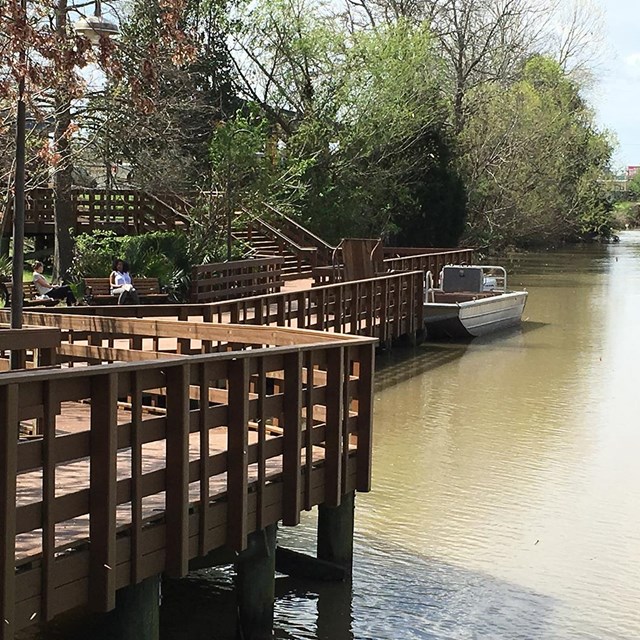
[424, 265, 528, 339]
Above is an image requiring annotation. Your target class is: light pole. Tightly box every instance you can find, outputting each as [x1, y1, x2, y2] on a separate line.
[10, 0, 118, 340]
[11, 0, 27, 334]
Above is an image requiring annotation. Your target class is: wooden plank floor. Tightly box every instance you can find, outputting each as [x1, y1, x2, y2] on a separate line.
[15, 401, 325, 563]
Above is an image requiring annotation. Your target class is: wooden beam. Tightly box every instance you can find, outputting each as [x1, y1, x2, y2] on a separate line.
[227, 358, 249, 551]
[165, 364, 190, 577]
[57, 343, 185, 362]
[282, 352, 302, 526]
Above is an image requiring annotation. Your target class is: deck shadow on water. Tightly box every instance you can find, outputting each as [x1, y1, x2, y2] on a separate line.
[375, 344, 470, 391]
[158, 535, 555, 640]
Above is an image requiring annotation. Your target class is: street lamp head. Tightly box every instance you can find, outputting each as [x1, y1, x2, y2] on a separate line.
[73, 14, 119, 44]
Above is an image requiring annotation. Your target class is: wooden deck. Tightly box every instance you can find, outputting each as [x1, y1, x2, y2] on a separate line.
[0, 317, 375, 639]
[0, 257, 473, 639]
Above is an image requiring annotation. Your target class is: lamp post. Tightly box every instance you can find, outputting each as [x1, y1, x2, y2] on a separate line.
[11, 0, 28, 336]
[10, 0, 118, 342]
[225, 128, 253, 262]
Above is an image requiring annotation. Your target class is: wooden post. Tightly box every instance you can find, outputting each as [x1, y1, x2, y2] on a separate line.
[317, 491, 355, 578]
[235, 524, 277, 640]
[324, 348, 344, 508]
[59, 576, 161, 640]
[165, 364, 190, 577]
[282, 352, 302, 525]
[355, 344, 374, 493]
[0, 385, 18, 640]
[89, 373, 118, 613]
[227, 358, 249, 551]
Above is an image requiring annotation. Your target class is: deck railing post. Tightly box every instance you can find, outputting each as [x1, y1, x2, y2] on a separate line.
[283, 352, 303, 525]
[89, 373, 118, 612]
[0, 384, 18, 640]
[324, 347, 344, 507]
[165, 364, 191, 577]
[355, 343, 374, 492]
[227, 358, 249, 551]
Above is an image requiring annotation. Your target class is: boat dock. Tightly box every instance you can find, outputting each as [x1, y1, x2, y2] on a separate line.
[0, 244, 474, 640]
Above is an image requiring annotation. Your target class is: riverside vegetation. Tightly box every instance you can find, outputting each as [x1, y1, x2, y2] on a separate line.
[1, 0, 617, 267]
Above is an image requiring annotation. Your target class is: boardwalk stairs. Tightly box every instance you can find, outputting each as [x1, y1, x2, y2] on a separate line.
[234, 204, 335, 280]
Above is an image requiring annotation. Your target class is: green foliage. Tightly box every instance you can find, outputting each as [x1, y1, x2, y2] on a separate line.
[69, 230, 226, 301]
[460, 55, 613, 247]
[90, 0, 614, 252]
[612, 201, 640, 229]
[233, 10, 465, 245]
[0, 254, 11, 280]
[628, 173, 640, 199]
[208, 112, 311, 215]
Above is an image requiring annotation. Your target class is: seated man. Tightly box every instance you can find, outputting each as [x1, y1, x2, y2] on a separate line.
[32, 261, 77, 306]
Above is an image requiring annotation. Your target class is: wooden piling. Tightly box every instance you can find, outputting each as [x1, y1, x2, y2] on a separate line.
[317, 491, 355, 578]
[235, 524, 277, 640]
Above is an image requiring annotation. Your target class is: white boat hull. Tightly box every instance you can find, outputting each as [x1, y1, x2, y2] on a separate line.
[424, 291, 528, 339]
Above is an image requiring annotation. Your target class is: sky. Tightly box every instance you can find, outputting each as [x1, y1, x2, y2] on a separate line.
[592, 0, 640, 170]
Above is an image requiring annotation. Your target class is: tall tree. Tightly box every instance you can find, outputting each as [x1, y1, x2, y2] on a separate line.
[98, 0, 236, 193]
[230, 1, 465, 244]
[460, 55, 612, 247]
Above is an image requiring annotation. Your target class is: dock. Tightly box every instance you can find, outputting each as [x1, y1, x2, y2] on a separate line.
[0, 209, 474, 639]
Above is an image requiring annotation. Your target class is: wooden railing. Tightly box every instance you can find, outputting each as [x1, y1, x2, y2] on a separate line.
[313, 248, 475, 286]
[2, 188, 190, 235]
[0, 317, 375, 638]
[190, 257, 284, 303]
[261, 203, 335, 266]
[244, 212, 319, 274]
[383, 247, 475, 256]
[383, 248, 475, 286]
[0, 326, 61, 371]
[9, 270, 425, 347]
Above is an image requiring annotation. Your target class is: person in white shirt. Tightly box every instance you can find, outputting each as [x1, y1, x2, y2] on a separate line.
[109, 259, 140, 305]
[32, 261, 77, 305]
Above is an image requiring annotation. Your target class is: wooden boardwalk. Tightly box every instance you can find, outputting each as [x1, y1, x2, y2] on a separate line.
[0, 253, 474, 639]
[0, 317, 375, 639]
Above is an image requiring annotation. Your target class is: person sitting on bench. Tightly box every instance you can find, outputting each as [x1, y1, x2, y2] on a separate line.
[32, 261, 77, 306]
[110, 259, 140, 305]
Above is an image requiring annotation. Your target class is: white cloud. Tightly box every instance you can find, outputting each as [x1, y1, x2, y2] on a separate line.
[623, 52, 640, 69]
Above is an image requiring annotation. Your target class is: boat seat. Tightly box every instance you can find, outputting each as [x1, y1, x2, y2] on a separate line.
[441, 266, 483, 293]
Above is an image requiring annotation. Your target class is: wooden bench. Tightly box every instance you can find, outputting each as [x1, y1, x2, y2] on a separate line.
[83, 277, 170, 305]
[0, 281, 61, 307]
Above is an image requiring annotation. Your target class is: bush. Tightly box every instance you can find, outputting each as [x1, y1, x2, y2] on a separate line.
[70, 231, 192, 301]
[70, 228, 242, 302]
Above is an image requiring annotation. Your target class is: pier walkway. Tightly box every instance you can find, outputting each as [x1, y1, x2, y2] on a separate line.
[0, 318, 375, 639]
[0, 246, 473, 639]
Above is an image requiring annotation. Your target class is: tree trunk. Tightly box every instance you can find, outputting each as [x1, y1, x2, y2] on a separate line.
[53, 0, 74, 280]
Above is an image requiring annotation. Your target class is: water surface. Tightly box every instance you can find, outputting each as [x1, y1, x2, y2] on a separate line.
[165, 232, 640, 640]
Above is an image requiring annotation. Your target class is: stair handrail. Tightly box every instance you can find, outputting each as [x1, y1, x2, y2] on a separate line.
[261, 202, 335, 263]
[239, 206, 318, 258]
[142, 191, 192, 227]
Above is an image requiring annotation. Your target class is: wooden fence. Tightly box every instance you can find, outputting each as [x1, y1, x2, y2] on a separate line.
[383, 248, 475, 286]
[0, 317, 375, 639]
[9, 270, 425, 348]
[312, 248, 475, 286]
[190, 257, 284, 303]
[0, 326, 60, 371]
